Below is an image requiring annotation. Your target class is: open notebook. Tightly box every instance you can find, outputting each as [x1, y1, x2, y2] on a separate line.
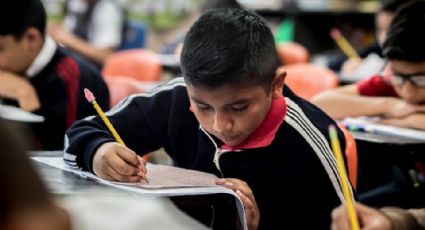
[32, 157, 247, 230]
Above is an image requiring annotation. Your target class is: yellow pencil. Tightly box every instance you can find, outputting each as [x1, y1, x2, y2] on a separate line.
[329, 125, 359, 230]
[330, 28, 360, 59]
[84, 88, 148, 183]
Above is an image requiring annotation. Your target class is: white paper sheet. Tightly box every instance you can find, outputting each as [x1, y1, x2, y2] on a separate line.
[0, 104, 44, 122]
[342, 117, 425, 141]
[32, 157, 247, 230]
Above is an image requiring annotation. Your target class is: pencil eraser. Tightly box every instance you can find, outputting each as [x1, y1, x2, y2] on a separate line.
[330, 28, 341, 39]
[84, 88, 95, 102]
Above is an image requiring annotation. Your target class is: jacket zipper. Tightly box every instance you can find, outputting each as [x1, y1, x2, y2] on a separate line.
[200, 126, 227, 178]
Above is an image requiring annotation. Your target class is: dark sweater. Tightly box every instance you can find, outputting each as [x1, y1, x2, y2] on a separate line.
[5, 47, 110, 150]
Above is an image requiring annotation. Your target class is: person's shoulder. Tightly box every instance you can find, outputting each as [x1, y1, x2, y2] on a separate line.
[56, 47, 101, 75]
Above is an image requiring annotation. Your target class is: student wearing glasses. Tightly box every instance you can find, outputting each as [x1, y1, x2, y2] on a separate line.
[312, 0, 425, 131]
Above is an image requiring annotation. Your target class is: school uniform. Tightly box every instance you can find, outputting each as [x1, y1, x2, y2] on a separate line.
[3, 37, 110, 150]
[357, 75, 397, 97]
[65, 77, 351, 229]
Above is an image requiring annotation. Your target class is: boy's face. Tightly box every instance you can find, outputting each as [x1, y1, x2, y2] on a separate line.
[187, 68, 286, 147]
[390, 60, 425, 104]
[0, 28, 41, 74]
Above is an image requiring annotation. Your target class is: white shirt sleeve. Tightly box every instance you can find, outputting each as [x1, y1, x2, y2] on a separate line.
[88, 0, 124, 48]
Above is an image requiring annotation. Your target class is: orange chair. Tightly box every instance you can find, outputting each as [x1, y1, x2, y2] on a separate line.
[104, 76, 145, 106]
[276, 42, 309, 65]
[102, 49, 162, 82]
[338, 124, 358, 190]
[284, 63, 339, 100]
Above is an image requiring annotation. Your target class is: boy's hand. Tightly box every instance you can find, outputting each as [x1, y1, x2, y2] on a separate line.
[216, 178, 259, 230]
[0, 70, 40, 111]
[331, 202, 391, 230]
[92, 142, 147, 182]
[385, 98, 420, 118]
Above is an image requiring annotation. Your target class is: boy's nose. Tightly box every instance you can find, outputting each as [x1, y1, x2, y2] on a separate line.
[399, 82, 418, 102]
[212, 112, 232, 133]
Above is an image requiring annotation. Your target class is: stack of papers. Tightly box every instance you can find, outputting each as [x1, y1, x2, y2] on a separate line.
[342, 117, 425, 141]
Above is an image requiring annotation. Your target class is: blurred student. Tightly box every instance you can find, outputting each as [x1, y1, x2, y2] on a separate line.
[65, 8, 351, 229]
[312, 0, 425, 130]
[329, 0, 414, 75]
[0, 117, 70, 230]
[331, 202, 425, 230]
[49, 0, 125, 66]
[0, 118, 207, 230]
[0, 0, 110, 150]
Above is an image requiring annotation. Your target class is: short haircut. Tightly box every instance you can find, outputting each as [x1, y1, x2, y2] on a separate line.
[0, 0, 46, 39]
[181, 8, 279, 91]
[383, 0, 425, 62]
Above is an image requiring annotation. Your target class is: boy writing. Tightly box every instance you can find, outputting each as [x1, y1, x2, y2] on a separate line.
[312, 0, 425, 131]
[0, 0, 110, 150]
[66, 8, 350, 229]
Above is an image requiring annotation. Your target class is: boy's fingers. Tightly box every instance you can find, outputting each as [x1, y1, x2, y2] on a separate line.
[115, 147, 140, 167]
[109, 153, 140, 176]
[106, 169, 141, 183]
[137, 155, 148, 174]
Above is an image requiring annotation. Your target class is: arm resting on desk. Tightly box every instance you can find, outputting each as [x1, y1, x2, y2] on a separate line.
[379, 113, 425, 130]
[311, 85, 419, 120]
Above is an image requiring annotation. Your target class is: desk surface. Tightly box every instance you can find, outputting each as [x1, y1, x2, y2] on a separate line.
[31, 151, 108, 195]
[30, 151, 241, 229]
[351, 132, 425, 145]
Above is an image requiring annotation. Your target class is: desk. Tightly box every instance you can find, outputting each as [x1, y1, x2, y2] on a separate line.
[30, 151, 240, 229]
[351, 133, 425, 208]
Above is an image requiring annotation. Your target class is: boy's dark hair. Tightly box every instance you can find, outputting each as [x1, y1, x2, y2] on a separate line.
[181, 8, 279, 91]
[0, 0, 46, 39]
[380, 0, 415, 12]
[383, 0, 425, 62]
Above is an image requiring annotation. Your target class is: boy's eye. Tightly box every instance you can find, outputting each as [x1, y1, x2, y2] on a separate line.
[230, 105, 248, 112]
[197, 104, 212, 111]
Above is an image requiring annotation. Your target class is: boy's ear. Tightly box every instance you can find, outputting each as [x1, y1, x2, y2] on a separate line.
[271, 66, 286, 98]
[23, 27, 43, 51]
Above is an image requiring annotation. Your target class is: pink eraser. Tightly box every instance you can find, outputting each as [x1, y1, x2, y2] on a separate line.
[84, 88, 95, 102]
[330, 28, 341, 39]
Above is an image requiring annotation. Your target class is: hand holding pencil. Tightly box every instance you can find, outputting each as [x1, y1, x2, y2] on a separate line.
[84, 88, 149, 183]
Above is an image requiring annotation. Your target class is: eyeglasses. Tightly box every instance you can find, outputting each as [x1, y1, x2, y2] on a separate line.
[390, 74, 425, 87]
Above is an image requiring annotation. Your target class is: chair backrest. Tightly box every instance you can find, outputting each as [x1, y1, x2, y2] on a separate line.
[105, 76, 145, 106]
[276, 42, 309, 65]
[284, 63, 338, 100]
[119, 21, 147, 50]
[102, 49, 162, 82]
[338, 124, 358, 190]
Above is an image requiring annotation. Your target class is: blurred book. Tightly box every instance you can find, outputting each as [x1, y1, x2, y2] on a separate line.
[342, 116, 425, 141]
[0, 104, 44, 123]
